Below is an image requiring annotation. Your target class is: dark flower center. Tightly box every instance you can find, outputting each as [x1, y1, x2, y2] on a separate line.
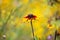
[25, 14, 37, 20]
[28, 14, 34, 19]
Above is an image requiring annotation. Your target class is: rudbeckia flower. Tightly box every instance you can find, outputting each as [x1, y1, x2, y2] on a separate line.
[25, 14, 37, 20]
[24, 14, 37, 40]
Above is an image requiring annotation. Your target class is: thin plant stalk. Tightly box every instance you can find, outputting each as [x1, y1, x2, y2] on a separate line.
[54, 30, 57, 40]
[30, 19, 35, 40]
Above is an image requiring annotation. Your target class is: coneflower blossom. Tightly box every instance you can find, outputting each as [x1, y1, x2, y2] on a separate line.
[25, 14, 37, 20]
[25, 14, 37, 40]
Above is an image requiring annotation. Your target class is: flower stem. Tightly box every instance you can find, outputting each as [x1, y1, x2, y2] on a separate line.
[30, 20, 35, 40]
[54, 30, 57, 40]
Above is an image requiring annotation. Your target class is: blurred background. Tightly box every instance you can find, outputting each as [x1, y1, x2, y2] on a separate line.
[0, 0, 60, 40]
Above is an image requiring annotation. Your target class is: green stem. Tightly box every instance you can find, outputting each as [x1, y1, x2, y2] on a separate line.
[54, 30, 57, 40]
[30, 20, 35, 40]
